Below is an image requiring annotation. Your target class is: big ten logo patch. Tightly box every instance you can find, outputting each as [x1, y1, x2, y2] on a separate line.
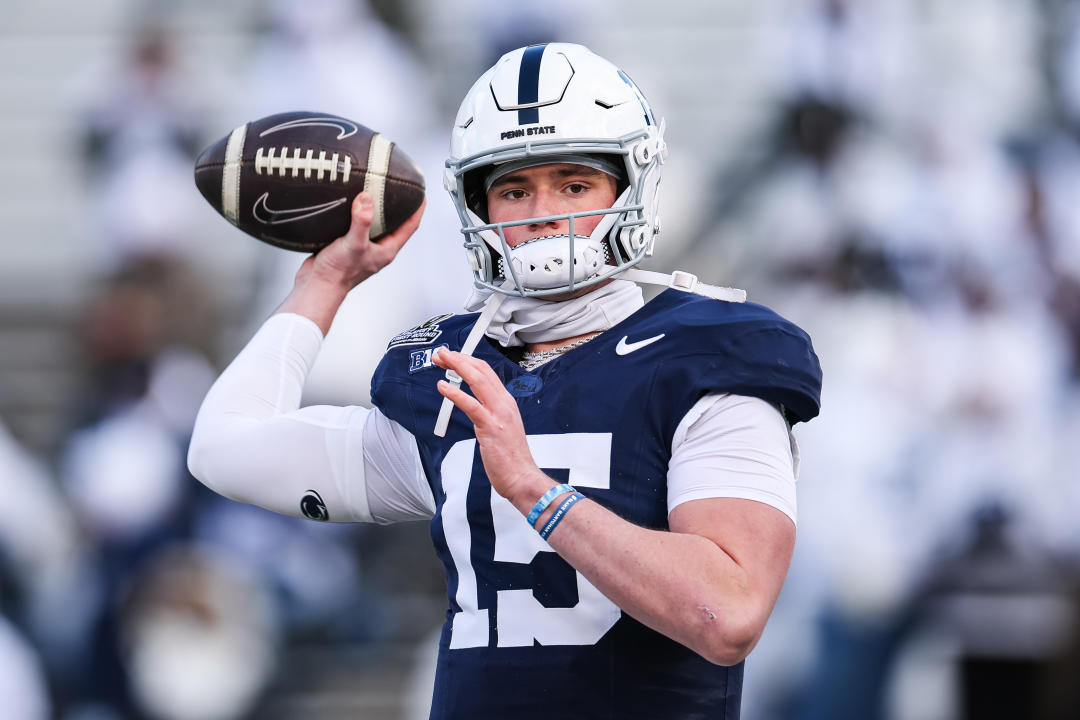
[409, 344, 449, 373]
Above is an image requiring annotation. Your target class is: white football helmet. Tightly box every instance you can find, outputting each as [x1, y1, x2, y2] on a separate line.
[445, 43, 668, 297]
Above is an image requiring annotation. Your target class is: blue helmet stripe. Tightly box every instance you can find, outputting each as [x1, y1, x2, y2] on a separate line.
[618, 70, 655, 126]
[516, 44, 547, 125]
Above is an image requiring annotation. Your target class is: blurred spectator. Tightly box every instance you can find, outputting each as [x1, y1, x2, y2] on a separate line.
[0, 615, 51, 720]
[0, 415, 79, 622]
[119, 544, 277, 720]
[75, 22, 209, 269]
[757, 0, 918, 119]
[53, 258, 221, 716]
[0, 416, 77, 720]
[1020, 134, 1080, 383]
[916, 505, 1078, 720]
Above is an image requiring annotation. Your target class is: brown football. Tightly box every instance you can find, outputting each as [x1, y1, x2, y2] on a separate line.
[194, 111, 425, 251]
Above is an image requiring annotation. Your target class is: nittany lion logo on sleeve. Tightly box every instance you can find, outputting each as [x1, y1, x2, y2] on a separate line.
[387, 313, 453, 349]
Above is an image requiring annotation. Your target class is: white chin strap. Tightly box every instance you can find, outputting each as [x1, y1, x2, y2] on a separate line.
[616, 268, 748, 303]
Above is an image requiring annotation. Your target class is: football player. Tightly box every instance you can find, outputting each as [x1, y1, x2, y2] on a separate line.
[189, 43, 821, 719]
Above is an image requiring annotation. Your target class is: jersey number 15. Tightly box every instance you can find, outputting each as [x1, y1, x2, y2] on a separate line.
[440, 433, 621, 648]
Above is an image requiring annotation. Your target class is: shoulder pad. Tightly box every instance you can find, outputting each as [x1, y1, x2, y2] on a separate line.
[642, 292, 822, 423]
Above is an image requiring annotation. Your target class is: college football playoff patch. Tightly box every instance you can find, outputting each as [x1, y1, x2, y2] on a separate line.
[387, 313, 453, 349]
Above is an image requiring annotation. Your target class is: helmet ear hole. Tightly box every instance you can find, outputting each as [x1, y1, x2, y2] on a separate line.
[614, 225, 649, 263]
[620, 225, 649, 253]
[467, 247, 482, 272]
[633, 142, 651, 165]
[463, 167, 490, 221]
[467, 243, 490, 279]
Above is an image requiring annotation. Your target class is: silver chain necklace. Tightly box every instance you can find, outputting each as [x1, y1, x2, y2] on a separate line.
[519, 335, 597, 371]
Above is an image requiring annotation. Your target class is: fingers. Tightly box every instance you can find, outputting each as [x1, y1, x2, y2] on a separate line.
[436, 377, 484, 418]
[377, 198, 426, 254]
[432, 348, 503, 403]
[342, 192, 424, 254]
[311, 191, 424, 284]
[433, 348, 515, 427]
[343, 192, 375, 245]
[433, 350, 536, 500]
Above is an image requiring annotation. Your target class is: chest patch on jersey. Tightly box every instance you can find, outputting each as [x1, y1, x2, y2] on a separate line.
[506, 374, 543, 397]
[409, 344, 449, 373]
[387, 313, 453, 349]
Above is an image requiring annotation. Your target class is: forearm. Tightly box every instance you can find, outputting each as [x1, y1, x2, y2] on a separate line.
[275, 272, 352, 335]
[510, 483, 764, 666]
[187, 314, 369, 520]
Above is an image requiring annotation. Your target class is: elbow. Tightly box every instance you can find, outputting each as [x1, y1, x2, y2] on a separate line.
[187, 422, 240, 500]
[186, 433, 212, 487]
[703, 632, 758, 667]
[186, 430, 218, 491]
[693, 606, 765, 667]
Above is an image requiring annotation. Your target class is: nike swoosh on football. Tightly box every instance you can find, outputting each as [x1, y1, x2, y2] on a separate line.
[259, 117, 358, 140]
[252, 192, 348, 225]
[615, 333, 666, 355]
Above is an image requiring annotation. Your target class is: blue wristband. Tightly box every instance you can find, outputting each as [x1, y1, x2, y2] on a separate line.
[538, 492, 583, 541]
[526, 484, 574, 527]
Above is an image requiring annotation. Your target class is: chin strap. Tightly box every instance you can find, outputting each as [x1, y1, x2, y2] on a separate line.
[434, 291, 508, 437]
[618, 267, 747, 303]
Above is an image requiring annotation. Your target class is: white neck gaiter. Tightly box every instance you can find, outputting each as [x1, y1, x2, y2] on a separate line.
[463, 279, 645, 347]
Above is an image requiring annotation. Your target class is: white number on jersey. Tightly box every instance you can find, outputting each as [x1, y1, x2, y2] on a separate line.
[441, 434, 621, 648]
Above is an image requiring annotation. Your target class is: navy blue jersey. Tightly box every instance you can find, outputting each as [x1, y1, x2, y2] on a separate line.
[371, 289, 821, 720]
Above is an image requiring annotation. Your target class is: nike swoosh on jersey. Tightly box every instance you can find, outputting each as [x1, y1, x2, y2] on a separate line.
[252, 192, 348, 225]
[259, 117, 358, 140]
[615, 333, 666, 355]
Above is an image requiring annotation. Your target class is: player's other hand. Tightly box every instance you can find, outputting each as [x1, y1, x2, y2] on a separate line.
[297, 192, 425, 292]
[432, 349, 553, 507]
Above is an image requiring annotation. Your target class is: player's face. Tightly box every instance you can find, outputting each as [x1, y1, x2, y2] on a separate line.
[485, 163, 618, 248]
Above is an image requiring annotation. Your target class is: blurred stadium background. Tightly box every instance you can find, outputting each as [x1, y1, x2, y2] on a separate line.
[3, 0, 1080, 718]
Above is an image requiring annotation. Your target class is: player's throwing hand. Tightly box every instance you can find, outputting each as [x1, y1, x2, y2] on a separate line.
[300, 192, 424, 291]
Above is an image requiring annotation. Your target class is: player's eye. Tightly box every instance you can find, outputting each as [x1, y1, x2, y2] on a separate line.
[565, 182, 589, 195]
[501, 188, 527, 200]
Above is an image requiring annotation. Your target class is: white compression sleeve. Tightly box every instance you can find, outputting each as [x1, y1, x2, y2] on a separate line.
[188, 313, 434, 524]
[667, 394, 799, 525]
